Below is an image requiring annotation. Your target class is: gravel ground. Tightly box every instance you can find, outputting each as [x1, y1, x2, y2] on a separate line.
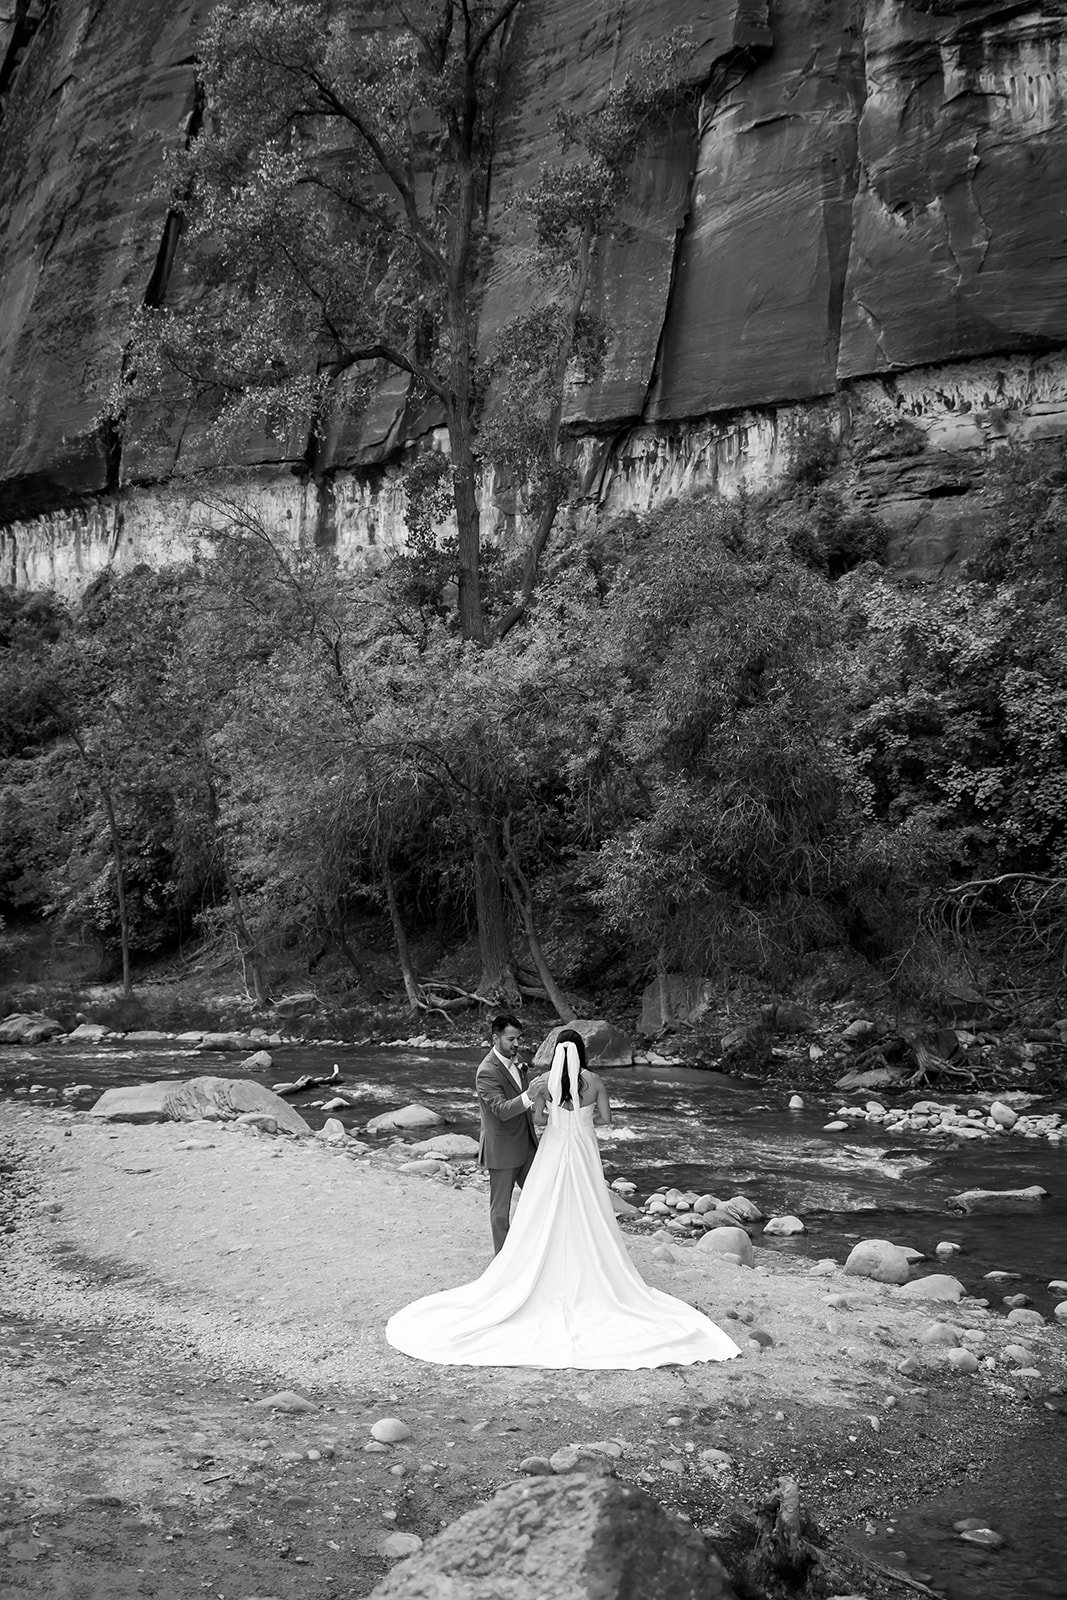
[3, 1101, 1067, 1598]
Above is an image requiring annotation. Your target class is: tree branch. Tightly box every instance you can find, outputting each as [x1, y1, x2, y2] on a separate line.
[467, 0, 523, 67]
[297, 66, 449, 281]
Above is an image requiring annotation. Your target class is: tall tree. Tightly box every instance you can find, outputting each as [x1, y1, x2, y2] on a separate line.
[110, 0, 692, 997]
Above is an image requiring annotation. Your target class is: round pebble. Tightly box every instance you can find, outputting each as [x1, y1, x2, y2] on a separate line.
[371, 1417, 412, 1444]
[381, 1531, 423, 1559]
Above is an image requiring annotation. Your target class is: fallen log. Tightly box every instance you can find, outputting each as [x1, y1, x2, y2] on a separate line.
[272, 1065, 342, 1096]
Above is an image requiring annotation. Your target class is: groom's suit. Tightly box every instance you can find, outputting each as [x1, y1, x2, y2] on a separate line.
[476, 1048, 538, 1255]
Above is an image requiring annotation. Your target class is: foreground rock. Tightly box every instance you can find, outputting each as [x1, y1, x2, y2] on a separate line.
[368, 1472, 734, 1599]
[535, 1020, 635, 1069]
[89, 1077, 310, 1133]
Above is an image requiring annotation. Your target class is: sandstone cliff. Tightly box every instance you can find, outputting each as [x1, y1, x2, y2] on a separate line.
[1, 0, 1066, 591]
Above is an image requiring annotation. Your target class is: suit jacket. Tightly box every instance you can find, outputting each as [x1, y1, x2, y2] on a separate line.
[476, 1048, 537, 1169]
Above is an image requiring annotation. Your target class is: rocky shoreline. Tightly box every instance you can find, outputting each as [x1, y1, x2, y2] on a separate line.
[3, 1092, 1067, 1597]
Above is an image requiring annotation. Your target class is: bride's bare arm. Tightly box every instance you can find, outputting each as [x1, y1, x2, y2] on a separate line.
[591, 1075, 612, 1129]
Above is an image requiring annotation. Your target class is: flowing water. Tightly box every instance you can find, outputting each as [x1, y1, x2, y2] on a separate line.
[3, 1038, 1066, 1596]
[5, 1039, 1064, 1309]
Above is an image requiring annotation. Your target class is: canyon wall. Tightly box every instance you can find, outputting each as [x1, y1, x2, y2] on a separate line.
[1, 0, 1066, 594]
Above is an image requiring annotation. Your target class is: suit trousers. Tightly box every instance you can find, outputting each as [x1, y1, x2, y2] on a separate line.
[488, 1150, 536, 1255]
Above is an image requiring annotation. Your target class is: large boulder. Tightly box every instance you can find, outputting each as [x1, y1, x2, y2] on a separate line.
[0, 1013, 65, 1045]
[696, 1226, 755, 1267]
[367, 1472, 734, 1599]
[946, 1186, 1049, 1214]
[638, 974, 713, 1036]
[198, 1032, 257, 1051]
[843, 1239, 912, 1285]
[90, 1077, 310, 1133]
[367, 1104, 449, 1133]
[535, 1021, 635, 1070]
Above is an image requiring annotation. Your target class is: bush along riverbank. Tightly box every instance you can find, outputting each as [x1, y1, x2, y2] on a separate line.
[3, 1097, 1067, 1599]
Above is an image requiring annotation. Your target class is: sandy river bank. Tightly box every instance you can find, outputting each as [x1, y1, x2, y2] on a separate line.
[2, 1101, 1066, 1599]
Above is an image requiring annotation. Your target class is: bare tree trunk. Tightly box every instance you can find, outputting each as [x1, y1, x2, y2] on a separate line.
[69, 731, 133, 997]
[99, 783, 133, 999]
[471, 803, 518, 1003]
[203, 771, 268, 1005]
[331, 903, 363, 980]
[446, 274, 486, 646]
[225, 876, 269, 1006]
[494, 222, 596, 644]
[504, 853, 574, 1022]
[383, 863, 421, 1014]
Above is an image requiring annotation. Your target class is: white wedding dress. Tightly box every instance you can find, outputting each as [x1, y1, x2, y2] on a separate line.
[385, 1052, 741, 1369]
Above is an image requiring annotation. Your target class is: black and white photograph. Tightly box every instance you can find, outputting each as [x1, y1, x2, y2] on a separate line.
[1, 3, 1066, 1597]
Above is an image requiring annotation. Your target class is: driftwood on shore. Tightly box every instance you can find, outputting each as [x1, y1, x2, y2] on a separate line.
[716, 1475, 943, 1599]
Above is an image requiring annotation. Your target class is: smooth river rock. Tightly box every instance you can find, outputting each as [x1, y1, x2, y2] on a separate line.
[843, 1240, 912, 1285]
[696, 1226, 755, 1267]
[895, 1274, 966, 1303]
[763, 1215, 805, 1236]
[407, 1133, 480, 1158]
[366, 1104, 448, 1133]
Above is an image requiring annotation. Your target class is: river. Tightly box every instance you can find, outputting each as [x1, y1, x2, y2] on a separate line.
[3, 1037, 1065, 1311]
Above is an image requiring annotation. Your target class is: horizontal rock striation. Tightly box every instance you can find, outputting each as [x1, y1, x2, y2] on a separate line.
[2, 0, 1067, 587]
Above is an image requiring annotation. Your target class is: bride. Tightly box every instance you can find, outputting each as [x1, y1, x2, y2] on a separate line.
[385, 1029, 741, 1369]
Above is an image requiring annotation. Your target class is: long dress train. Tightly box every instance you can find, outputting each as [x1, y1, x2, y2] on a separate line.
[385, 1059, 741, 1370]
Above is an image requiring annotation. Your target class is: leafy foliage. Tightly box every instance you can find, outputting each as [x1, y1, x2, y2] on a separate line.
[3, 439, 1066, 1012]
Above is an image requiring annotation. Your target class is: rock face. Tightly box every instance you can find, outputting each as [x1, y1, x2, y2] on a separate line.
[3, 1, 1067, 587]
[366, 1471, 735, 1599]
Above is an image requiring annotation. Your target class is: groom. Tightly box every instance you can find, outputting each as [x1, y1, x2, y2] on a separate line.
[476, 1013, 548, 1254]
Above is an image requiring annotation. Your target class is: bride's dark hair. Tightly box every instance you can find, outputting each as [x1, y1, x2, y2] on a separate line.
[555, 1028, 588, 1107]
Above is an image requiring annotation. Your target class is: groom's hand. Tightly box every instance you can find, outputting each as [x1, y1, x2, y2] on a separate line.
[527, 1073, 550, 1096]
